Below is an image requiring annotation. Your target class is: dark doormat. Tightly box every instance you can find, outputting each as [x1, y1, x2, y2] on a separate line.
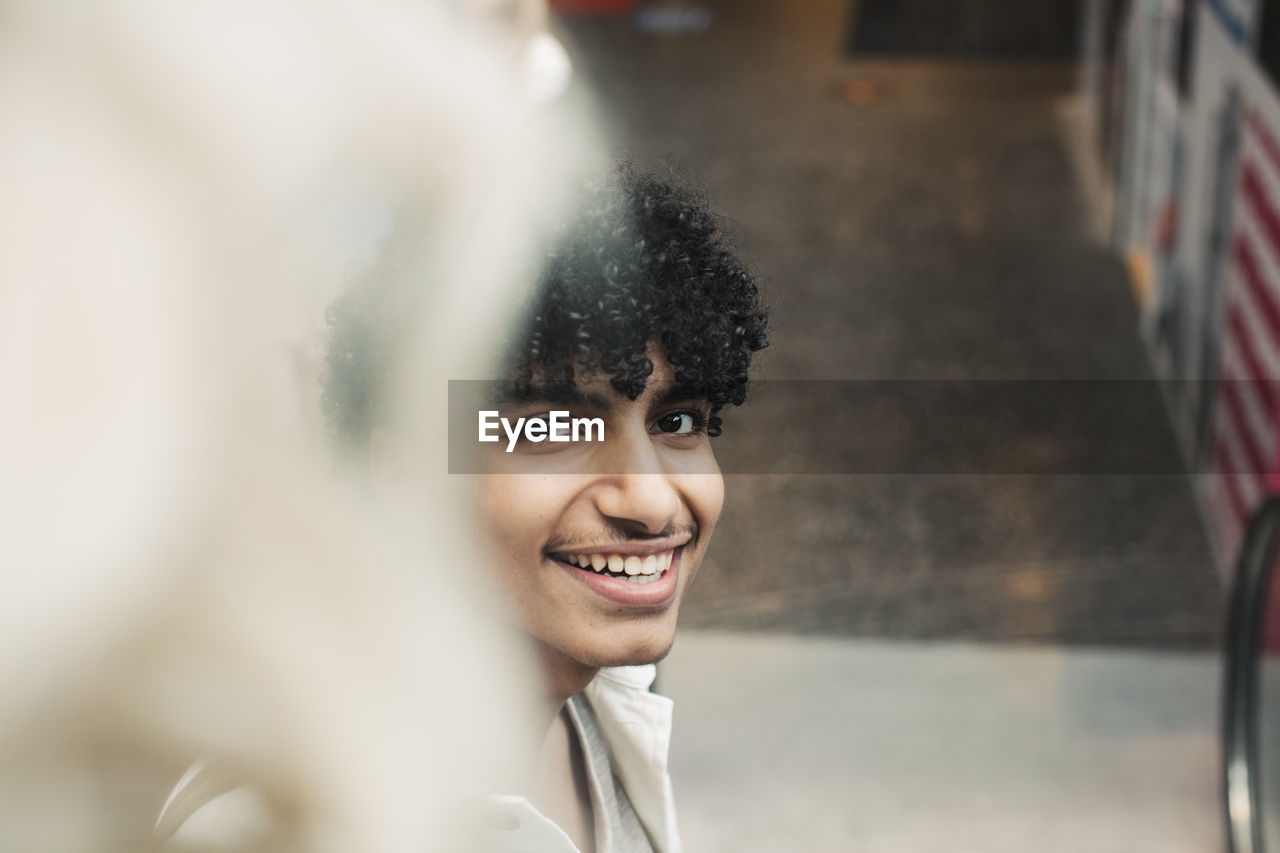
[846, 0, 1081, 58]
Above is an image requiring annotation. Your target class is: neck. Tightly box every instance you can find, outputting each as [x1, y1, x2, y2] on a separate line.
[527, 643, 599, 853]
[534, 640, 599, 732]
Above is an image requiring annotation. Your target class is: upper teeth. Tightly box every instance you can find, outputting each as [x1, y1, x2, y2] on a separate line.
[567, 551, 673, 576]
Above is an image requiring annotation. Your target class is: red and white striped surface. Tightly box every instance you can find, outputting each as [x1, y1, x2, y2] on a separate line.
[1206, 106, 1280, 566]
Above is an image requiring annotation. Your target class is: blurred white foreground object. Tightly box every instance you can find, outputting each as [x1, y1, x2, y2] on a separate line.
[0, 0, 597, 850]
[525, 31, 573, 104]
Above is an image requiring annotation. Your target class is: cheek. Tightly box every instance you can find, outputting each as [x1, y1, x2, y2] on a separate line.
[474, 475, 569, 557]
[687, 473, 725, 537]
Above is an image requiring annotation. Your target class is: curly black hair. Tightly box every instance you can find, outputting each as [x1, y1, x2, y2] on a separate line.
[322, 163, 768, 448]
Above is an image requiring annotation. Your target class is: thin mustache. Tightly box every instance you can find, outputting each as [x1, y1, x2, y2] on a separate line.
[544, 525, 698, 555]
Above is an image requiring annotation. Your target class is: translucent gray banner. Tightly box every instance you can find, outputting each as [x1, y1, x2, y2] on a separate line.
[447, 380, 1262, 475]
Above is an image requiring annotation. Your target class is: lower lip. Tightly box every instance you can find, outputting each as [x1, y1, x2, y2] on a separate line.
[553, 550, 683, 608]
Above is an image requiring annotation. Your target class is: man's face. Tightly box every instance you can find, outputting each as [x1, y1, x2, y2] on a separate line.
[474, 350, 723, 670]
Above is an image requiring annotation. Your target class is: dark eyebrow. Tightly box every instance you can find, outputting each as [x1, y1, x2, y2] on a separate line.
[490, 383, 614, 410]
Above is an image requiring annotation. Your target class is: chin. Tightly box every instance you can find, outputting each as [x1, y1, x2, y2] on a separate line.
[583, 629, 676, 669]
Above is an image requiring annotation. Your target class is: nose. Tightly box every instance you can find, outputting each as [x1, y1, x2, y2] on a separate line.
[589, 426, 682, 535]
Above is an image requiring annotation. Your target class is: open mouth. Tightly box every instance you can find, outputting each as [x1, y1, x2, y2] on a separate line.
[551, 549, 677, 585]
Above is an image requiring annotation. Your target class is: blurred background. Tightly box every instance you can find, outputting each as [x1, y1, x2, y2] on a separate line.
[541, 0, 1280, 849]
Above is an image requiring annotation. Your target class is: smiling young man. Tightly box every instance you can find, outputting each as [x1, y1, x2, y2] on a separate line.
[326, 164, 769, 852]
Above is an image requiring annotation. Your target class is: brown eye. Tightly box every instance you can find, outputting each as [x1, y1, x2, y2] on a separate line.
[654, 412, 697, 435]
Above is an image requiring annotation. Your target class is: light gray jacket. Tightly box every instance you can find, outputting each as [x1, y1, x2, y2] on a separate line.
[156, 664, 681, 853]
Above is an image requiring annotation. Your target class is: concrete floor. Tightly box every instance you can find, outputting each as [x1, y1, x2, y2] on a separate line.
[663, 631, 1221, 853]
[559, 0, 1224, 648]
